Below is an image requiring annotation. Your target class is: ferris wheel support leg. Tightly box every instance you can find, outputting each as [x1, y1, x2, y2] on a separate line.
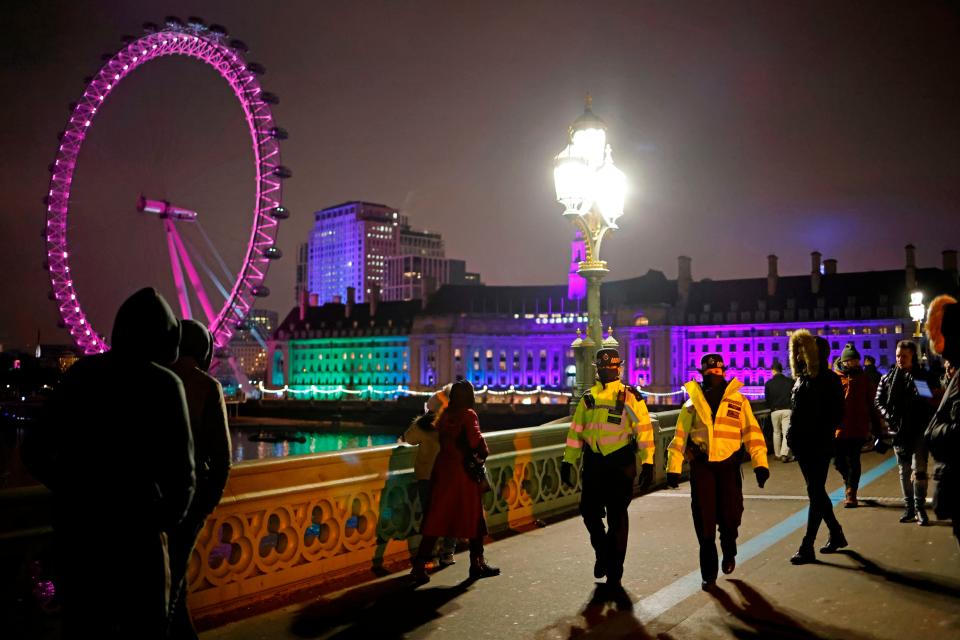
[168, 223, 217, 325]
[165, 219, 193, 320]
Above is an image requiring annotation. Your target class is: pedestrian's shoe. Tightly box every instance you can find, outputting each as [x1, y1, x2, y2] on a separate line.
[844, 487, 858, 508]
[916, 507, 929, 526]
[701, 579, 717, 592]
[469, 557, 501, 579]
[819, 531, 848, 554]
[438, 552, 456, 567]
[721, 556, 736, 575]
[409, 560, 430, 584]
[790, 546, 816, 565]
[899, 508, 917, 523]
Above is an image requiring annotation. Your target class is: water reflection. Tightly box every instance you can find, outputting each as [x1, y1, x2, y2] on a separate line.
[230, 427, 399, 463]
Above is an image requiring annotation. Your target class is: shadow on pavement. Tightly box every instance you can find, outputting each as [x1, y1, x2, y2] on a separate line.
[707, 579, 876, 640]
[536, 583, 674, 640]
[820, 550, 960, 599]
[289, 572, 473, 639]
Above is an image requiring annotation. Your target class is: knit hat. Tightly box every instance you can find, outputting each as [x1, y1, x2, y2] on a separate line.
[840, 342, 860, 363]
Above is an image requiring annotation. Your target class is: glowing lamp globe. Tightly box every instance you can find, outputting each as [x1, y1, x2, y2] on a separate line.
[593, 146, 627, 228]
[554, 144, 591, 216]
[909, 291, 925, 322]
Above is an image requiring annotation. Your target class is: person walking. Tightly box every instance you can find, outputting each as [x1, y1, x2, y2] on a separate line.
[560, 348, 655, 588]
[875, 340, 938, 525]
[403, 384, 458, 568]
[22, 288, 195, 639]
[832, 344, 877, 508]
[787, 330, 847, 564]
[925, 295, 960, 547]
[410, 380, 499, 583]
[167, 320, 232, 639]
[666, 354, 769, 590]
[765, 361, 795, 462]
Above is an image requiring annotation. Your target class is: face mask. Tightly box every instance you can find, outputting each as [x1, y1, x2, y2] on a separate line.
[597, 367, 619, 384]
[703, 373, 726, 389]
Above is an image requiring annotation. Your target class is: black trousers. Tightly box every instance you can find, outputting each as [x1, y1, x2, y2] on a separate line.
[579, 445, 636, 582]
[798, 454, 842, 546]
[834, 438, 865, 490]
[689, 452, 744, 582]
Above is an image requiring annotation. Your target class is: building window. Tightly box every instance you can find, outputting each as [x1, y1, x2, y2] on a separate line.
[730, 344, 737, 352]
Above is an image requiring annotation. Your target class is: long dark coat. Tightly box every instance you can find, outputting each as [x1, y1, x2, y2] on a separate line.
[421, 408, 489, 539]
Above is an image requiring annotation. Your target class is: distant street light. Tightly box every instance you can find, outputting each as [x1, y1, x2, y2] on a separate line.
[554, 96, 628, 398]
[909, 290, 925, 338]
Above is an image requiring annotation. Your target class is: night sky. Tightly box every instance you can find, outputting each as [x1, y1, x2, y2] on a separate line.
[1, 1, 958, 350]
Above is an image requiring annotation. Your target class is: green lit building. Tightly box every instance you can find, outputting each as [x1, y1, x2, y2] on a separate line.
[267, 289, 420, 399]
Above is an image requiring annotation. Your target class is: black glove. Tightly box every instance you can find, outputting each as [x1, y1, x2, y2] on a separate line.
[755, 466, 770, 489]
[637, 463, 654, 490]
[666, 472, 680, 489]
[560, 461, 574, 488]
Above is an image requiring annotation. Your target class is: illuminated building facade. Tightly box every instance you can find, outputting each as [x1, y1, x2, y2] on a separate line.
[270, 246, 959, 399]
[267, 299, 419, 399]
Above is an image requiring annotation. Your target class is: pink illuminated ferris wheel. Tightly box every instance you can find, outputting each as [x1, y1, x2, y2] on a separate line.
[43, 16, 290, 354]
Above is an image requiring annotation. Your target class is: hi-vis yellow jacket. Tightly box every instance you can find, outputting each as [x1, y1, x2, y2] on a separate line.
[563, 380, 655, 465]
[666, 379, 768, 474]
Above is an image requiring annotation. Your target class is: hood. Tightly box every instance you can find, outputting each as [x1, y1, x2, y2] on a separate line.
[790, 329, 821, 378]
[110, 287, 180, 365]
[928, 294, 960, 362]
[179, 319, 214, 371]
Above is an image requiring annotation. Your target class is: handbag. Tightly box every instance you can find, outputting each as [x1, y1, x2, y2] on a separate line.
[457, 423, 492, 494]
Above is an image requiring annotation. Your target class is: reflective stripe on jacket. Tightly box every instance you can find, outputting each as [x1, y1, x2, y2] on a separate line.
[666, 378, 768, 474]
[563, 380, 655, 465]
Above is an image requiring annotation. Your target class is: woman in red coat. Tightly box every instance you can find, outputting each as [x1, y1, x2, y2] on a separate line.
[410, 380, 500, 583]
[833, 343, 879, 508]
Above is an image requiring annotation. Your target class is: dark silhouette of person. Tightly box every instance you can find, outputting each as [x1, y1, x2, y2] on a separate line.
[167, 319, 232, 639]
[787, 330, 847, 564]
[22, 287, 195, 639]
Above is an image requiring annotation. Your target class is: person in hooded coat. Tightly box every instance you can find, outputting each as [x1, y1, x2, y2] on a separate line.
[924, 295, 960, 547]
[22, 287, 195, 639]
[167, 320, 232, 639]
[787, 330, 847, 564]
[832, 343, 880, 508]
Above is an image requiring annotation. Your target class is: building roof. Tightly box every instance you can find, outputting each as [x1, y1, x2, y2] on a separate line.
[274, 300, 422, 339]
[422, 269, 677, 315]
[684, 268, 959, 316]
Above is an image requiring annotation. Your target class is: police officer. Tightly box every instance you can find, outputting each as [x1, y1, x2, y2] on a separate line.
[666, 354, 769, 590]
[560, 348, 655, 587]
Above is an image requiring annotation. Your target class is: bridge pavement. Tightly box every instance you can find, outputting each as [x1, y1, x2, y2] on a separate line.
[202, 452, 960, 639]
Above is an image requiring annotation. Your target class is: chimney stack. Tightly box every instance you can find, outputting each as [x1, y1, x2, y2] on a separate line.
[299, 288, 308, 321]
[905, 244, 917, 291]
[810, 251, 822, 294]
[823, 258, 837, 275]
[767, 254, 778, 297]
[678, 256, 692, 306]
[369, 285, 380, 317]
[346, 286, 355, 318]
[943, 249, 958, 285]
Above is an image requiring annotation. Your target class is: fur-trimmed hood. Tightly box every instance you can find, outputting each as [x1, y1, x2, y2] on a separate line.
[790, 329, 831, 378]
[927, 294, 960, 362]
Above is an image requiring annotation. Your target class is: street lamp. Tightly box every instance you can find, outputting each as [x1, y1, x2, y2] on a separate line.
[909, 290, 925, 338]
[554, 96, 628, 398]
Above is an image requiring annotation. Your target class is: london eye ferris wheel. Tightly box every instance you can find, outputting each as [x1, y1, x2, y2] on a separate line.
[43, 16, 291, 360]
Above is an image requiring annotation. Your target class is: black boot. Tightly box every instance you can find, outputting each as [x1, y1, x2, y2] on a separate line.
[469, 556, 501, 579]
[819, 530, 848, 553]
[790, 544, 816, 565]
[899, 507, 917, 523]
[916, 500, 929, 526]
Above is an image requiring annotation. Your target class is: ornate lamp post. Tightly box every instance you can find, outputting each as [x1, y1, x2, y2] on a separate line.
[553, 97, 628, 398]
